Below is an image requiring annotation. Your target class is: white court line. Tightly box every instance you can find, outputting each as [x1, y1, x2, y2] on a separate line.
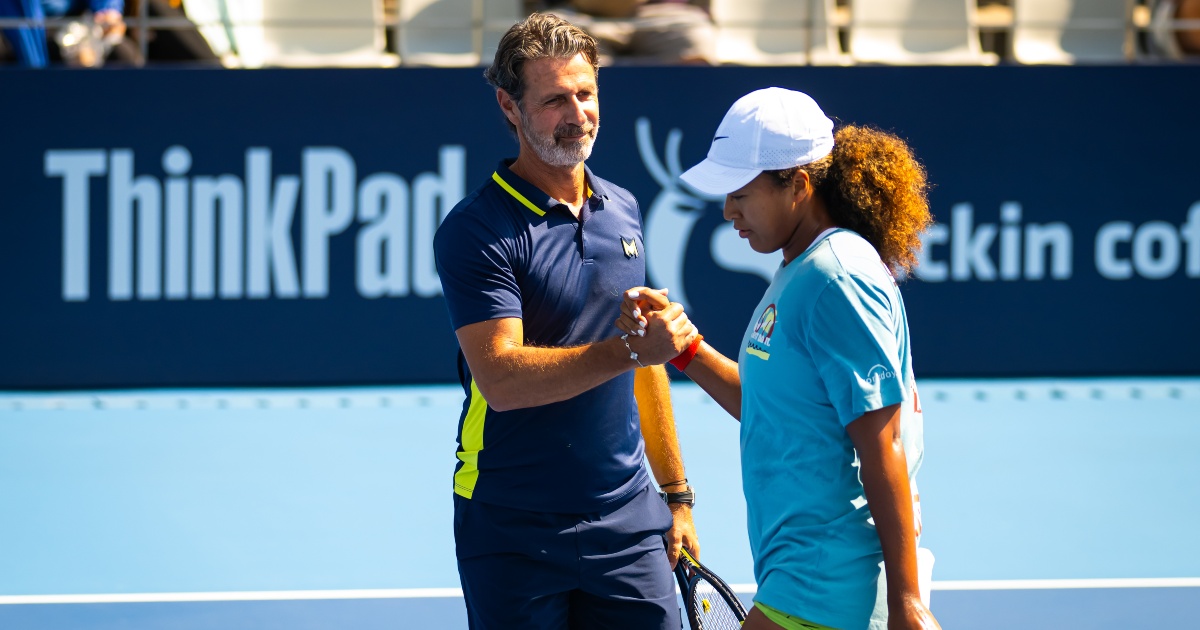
[728, 578, 1200, 595]
[931, 578, 1200, 590]
[4, 579, 1199, 605]
[0, 589, 465, 605]
[3, 378, 1199, 412]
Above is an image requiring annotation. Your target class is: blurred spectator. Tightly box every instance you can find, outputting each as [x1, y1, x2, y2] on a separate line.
[1151, 0, 1200, 57]
[0, 0, 141, 67]
[540, 0, 716, 65]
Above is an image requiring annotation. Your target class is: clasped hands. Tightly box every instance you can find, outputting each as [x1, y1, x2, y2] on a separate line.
[615, 287, 698, 366]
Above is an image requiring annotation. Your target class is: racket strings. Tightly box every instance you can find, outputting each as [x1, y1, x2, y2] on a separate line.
[689, 577, 743, 630]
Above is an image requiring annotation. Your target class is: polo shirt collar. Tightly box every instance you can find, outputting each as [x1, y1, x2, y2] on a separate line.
[492, 159, 608, 218]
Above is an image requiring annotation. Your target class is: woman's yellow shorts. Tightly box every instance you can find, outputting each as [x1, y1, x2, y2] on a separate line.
[754, 601, 838, 630]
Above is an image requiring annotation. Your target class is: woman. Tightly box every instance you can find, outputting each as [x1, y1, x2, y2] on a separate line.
[620, 88, 939, 630]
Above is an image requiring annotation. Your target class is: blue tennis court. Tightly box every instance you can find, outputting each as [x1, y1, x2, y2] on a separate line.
[1, 378, 1197, 629]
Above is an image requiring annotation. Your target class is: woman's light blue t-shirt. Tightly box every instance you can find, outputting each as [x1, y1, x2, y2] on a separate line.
[738, 229, 924, 630]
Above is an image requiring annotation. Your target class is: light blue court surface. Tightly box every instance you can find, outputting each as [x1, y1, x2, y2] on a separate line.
[1, 378, 1198, 629]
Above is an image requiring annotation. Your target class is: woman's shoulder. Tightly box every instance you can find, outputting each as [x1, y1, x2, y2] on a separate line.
[817, 230, 894, 285]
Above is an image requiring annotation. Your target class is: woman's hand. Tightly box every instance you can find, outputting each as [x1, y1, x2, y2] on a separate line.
[615, 286, 671, 337]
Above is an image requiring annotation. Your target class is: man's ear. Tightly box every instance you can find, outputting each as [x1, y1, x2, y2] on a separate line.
[497, 89, 521, 129]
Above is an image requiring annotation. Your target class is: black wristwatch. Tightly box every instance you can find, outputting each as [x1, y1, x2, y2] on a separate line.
[660, 487, 695, 507]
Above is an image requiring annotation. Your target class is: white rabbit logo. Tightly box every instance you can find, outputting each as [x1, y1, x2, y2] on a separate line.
[635, 117, 782, 309]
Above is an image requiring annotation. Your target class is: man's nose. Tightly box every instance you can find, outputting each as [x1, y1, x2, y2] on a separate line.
[565, 96, 589, 126]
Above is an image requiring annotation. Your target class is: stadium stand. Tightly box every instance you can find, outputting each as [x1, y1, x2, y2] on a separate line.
[182, 0, 397, 68]
[398, 0, 521, 67]
[848, 0, 998, 65]
[3, 0, 1196, 67]
[709, 0, 845, 66]
[537, 1, 717, 66]
[1150, 0, 1200, 57]
[1011, 0, 1133, 64]
[178, 0, 236, 65]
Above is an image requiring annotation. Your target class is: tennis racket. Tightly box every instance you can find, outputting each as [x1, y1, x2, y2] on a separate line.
[674, 546, 747, 630]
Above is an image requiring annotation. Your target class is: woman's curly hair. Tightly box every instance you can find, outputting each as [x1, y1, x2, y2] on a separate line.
[771, 125, 932, 275]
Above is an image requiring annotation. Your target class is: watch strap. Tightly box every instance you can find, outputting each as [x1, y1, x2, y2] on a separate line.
[659, 488, 695, 507]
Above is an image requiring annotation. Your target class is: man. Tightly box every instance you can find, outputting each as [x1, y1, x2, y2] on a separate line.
[432, 12, 703, 630]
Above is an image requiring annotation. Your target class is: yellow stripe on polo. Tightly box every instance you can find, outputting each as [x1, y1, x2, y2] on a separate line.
[453, 378, 489, 498]
[491, 172, 546, 217]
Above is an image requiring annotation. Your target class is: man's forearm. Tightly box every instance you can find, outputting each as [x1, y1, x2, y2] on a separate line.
[636, 365, 686, 485]
[636, 364, 699, 565]
[473, 336, 638, 411]
[459, 305, 697, 411]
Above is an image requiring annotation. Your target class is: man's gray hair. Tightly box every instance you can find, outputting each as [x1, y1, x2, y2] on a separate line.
[484, 13, 599, 125]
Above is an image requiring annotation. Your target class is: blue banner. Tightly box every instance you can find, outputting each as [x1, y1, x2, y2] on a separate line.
[2, 66, 1197, 388]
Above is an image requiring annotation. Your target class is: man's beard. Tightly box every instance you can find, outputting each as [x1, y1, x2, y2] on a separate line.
[519, 108, 599, 167]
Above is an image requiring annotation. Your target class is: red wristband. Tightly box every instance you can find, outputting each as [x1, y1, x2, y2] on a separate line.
[669, 335, 703, 372]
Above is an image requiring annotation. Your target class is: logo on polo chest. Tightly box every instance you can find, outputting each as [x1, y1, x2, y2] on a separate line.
[621, 237, 639, 258]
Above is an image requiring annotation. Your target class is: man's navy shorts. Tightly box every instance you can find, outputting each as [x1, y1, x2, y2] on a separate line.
[454, 484, 680, 630]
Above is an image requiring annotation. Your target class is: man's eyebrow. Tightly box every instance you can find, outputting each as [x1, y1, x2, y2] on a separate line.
[534, 88, 569, 102]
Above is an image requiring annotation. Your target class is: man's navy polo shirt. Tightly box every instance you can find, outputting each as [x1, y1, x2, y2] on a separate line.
[433, 160, 650, 514]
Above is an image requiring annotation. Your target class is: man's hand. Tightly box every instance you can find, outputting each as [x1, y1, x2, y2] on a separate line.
[663, 502, 699, 569]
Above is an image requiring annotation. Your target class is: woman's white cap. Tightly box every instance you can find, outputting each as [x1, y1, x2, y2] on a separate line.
[680, 87, 834, 196]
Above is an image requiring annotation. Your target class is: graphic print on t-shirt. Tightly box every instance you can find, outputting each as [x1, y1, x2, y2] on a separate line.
[746, 303, 776, 361]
